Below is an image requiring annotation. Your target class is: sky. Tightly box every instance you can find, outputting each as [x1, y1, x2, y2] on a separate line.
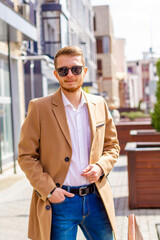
[91, 0, 160, 61]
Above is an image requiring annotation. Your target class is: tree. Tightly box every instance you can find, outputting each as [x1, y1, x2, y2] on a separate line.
[151, 59, 160, 131]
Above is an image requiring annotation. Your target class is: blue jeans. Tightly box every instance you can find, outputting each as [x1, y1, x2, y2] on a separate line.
[50, 186, 113, 240]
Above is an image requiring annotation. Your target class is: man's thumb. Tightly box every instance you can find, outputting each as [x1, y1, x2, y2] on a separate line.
[83, 164, 92, 173]
[63, 189, 74, 198]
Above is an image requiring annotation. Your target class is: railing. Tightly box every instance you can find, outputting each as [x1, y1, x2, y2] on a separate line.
[128, 214, 143, 240]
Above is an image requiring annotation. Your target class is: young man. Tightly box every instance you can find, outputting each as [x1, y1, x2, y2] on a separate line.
[18, 46, 120, 240]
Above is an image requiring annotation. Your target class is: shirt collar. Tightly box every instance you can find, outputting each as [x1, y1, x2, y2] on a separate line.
[61, 89, 87, 110]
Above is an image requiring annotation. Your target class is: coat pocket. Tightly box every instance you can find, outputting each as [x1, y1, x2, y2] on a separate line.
[96, 122, 105, 128]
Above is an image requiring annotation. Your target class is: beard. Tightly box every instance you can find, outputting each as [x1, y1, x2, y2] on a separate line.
[60, 80, 83, 92]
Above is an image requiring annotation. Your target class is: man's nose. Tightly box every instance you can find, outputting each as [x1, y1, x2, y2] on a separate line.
[67, 69, 73, 77]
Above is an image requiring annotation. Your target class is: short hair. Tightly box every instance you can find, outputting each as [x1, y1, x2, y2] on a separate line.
[54, 45, 85, 68]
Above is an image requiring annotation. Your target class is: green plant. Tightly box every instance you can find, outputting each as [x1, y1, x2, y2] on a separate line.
[150, 59, 160, 132]
[121, 111, 149, 120]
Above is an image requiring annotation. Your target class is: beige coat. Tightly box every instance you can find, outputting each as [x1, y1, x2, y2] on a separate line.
[18, 88, 120, 240]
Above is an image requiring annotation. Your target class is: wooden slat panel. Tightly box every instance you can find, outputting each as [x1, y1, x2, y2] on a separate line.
[136, 175, 160, 182]
[136, 163, 160, 168]
[137, 188, 160, 194]
[136, 182, 160, 189]
[136, 153, 160, 162]
[136, 169, 160, 174]
[138, 195, 160, 203]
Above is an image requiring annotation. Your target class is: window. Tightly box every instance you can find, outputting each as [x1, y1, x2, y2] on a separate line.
[142, 64, 149, 72]
[97, 59, 102, 71]
[97, 59, 102, 77]
[128, 67, 133, 73]
[93, 15, 96, 31]
[43, 12, 61, 58]
[96, 36, 110, 54]
[96, 38, 103, 53]
[0, 58, 13, 162]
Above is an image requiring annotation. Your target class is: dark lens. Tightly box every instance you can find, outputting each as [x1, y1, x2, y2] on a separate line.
[71, 66, 83, 75]
[58, 67, 69, 77]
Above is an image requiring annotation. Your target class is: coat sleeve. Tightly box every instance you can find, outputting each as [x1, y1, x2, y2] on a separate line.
[18, 100, 56, 201]
[96, 99, 120, 178]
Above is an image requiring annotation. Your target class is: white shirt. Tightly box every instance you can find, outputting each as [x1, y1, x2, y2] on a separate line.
[61, 90, 91, 186]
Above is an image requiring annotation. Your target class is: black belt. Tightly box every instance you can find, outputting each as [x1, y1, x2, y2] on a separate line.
[62, 184, 95, 196]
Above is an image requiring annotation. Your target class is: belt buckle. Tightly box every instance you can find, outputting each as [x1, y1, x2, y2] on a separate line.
[79, 186, 88, 196]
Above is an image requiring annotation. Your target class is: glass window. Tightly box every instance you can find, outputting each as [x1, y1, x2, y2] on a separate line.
[0, 60, 10, 97]
[97, 59, 102, 77]
[103, 37, 110, 54]
[43, 12, 61, 58]
[0, 58, 13, 163]
[96, 36, 110, 54]
[93, 15, 96, 31]
[97, 59, 102, 71]
[0, 103, 13, 159]
[96, 38, 103, 53]
[4, 61, 10, 97]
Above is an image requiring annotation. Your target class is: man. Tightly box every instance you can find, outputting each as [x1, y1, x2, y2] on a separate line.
[18, 45, 120, 240]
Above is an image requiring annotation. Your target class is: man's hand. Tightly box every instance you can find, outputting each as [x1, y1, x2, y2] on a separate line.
[81, 164, 103, 183]
[49, 187, 74, 203]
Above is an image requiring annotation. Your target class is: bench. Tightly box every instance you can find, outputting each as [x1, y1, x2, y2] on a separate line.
[128, 214, 143, 240]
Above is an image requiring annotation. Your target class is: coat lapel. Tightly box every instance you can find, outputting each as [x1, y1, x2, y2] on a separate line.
[51, 89, 72, 149]
[83, 91, 97, 151]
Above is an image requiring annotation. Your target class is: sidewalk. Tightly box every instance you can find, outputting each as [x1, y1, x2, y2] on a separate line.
[0, 156, 160, 240]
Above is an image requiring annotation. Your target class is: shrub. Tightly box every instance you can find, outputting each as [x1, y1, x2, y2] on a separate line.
[121, 111, 149, 120]
[150, 59, 160, 132]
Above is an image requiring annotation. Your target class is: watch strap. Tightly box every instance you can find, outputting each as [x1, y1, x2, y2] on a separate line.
[47, 187, 57, 199]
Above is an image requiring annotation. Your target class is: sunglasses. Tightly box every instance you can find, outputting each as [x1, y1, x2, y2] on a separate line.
[56, 65, 84, 77]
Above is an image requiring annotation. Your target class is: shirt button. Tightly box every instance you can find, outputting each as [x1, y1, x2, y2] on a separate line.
[56, 183, 60, 187]
[46, 205, 50, 210]
[65, 157, 70, 162]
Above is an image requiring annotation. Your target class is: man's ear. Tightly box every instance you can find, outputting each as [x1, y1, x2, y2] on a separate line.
[83, 67, 87, 77]
[54, 70, 58, 78]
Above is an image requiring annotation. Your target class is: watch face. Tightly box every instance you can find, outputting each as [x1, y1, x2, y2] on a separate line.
[47, 193, 52, 198]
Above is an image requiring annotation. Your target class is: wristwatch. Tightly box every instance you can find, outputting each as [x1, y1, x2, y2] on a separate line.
[47, 192, 52, 199]
[47, 187, 57, 199]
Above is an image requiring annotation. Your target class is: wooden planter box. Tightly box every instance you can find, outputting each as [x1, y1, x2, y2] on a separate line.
[125, 142, 160, 209]
[116, 121, 152, 155]
[130, 129, 160, 142]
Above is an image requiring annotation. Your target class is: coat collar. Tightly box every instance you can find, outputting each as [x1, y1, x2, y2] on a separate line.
[51, 88, 97, 106]
[51, 88, 96, 151]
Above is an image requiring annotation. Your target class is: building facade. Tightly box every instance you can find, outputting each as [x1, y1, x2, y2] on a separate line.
[0, 0, 37, 172]
[127, 53, 158, 111]
[93, 5, 127, 108]
[114, 38, 128, 107]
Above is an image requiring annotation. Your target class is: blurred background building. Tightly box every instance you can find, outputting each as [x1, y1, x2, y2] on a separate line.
[93, 5, 127, 108]
[127, 49, 158, 112]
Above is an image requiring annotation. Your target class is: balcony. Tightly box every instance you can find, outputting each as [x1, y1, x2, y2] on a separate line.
[0, 1, 37, 42]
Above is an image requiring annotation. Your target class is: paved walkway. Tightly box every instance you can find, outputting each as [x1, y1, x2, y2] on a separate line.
[0, 155, 160, 240]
